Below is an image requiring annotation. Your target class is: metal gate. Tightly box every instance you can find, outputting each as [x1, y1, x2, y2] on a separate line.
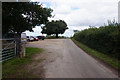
[0, 38, 16, 62]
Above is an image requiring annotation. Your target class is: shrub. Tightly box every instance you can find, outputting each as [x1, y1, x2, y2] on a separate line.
[73, 21, 120, 59]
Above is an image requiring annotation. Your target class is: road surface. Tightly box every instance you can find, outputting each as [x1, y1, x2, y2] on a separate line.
[27, 39, 118, 78]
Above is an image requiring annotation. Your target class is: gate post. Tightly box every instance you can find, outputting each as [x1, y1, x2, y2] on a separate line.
[20, 43, 26, 58]
[15, 38, 26, 58]
[15, 38, 21, 57]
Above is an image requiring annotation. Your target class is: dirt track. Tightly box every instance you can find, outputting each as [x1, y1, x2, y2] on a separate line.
[26, 39, 118, 78]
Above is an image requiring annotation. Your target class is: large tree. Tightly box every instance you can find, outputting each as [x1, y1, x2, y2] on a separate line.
[41, 20, 68, 38]
[2, 2, 53, 57]
[2, 2, 53, 36]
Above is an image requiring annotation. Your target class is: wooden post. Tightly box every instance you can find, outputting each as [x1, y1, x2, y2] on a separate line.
[15, 32, 26, 58]
[15, 32, 21, 58]
[20, 43, 26, 58]
[16, 38, 21, 57]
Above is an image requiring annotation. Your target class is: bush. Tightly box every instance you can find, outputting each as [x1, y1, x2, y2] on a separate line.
[73, 21, 120, 59]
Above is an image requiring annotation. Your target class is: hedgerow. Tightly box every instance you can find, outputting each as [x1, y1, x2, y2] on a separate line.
[73, 21, 120, 59]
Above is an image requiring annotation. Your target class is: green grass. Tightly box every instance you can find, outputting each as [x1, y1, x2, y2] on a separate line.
[71, 38, 120, 70]
[2, 47, 44, 78]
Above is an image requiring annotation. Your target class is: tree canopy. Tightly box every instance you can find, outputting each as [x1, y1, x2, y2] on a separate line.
[41, 20, 68, 38]
[2, 2, 53, 35]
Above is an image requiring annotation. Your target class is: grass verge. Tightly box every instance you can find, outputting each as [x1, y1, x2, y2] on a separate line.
[71, 38, 120, 70]
[2, 47, 44, 78]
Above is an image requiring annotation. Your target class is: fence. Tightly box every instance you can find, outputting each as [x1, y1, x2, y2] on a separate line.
[0, 38, 16, 62]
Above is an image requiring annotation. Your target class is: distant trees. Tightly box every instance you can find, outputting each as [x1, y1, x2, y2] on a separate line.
[73, 30, 79, 33]
[41, 20, 68, 38]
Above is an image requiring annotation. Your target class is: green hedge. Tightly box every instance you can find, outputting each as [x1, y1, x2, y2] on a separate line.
[73, 21, 120, 59]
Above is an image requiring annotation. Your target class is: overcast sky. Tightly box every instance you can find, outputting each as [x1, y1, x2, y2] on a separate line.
[25, 0, 119, 37]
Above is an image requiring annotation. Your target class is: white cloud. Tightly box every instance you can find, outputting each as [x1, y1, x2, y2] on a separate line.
[55, 5, 72, 14]
[29, 0, 119, 37]
[25, 26, 46, 36]
[42, 4, 47, 8]
[50, 0, 118, 26]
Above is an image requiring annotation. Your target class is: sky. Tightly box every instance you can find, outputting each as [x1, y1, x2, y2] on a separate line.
[25, 0, 119, 37]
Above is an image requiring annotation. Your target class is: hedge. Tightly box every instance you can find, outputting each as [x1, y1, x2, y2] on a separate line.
[73, 21, 120, 59]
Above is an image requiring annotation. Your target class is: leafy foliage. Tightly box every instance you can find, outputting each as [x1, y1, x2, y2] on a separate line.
[41, 20, 68, 38]
[73, 21, 120, 59]
[2, 2, 53, 34]
[2, 2, 53, 57]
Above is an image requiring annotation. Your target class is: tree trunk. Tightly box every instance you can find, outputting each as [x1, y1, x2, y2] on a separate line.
[56, 33, 58, 38]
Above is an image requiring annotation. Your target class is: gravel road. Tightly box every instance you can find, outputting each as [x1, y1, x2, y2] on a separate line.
[27, 39, 118, 78]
